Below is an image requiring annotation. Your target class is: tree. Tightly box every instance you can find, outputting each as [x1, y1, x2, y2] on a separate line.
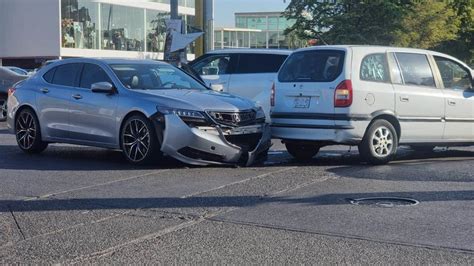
[434, 0, 473, 65]
[283, 0, 413, 45]
[394, 1, 460, 50]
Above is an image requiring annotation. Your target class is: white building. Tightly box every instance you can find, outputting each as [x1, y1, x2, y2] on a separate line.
[0, 0, 196, 68]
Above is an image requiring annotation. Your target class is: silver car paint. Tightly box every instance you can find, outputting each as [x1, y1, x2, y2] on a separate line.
[8, 58, 270, 165]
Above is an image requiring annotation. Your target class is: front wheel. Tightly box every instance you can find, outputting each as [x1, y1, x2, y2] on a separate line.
[15, 108, 48, 153]
[120, 115, 161, 164]
[359, 120, 398, 165]
[285, 142, 321, 162]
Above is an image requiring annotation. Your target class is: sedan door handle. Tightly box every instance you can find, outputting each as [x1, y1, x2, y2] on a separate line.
[72, 94, 82, 100]
[40, 88, 49, 93]
[400, 96, 409, 102]
[447, 100, 456, 106]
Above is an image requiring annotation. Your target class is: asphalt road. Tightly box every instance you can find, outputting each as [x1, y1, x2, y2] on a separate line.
[0, 121, 473, 264]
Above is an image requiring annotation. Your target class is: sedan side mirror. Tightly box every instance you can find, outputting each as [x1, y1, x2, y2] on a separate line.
[91, 82, 115, 94]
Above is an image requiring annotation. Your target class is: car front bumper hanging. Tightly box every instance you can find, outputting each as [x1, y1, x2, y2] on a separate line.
[160, 114, 271, 166]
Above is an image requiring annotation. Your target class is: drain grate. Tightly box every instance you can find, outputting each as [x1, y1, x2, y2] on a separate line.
[348, 197, 419, 208]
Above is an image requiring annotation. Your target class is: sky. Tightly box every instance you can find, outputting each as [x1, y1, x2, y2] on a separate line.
[214, 0, 289, 27]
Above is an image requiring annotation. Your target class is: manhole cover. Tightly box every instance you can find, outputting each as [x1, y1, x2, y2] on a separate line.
[348, 197, 419, 208]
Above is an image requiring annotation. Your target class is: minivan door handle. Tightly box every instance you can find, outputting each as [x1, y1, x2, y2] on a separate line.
[72, 94, 82, 100]
[447, 99, 456, 106]
[40, 88, 49, 94]
[400, 96, 409, 102]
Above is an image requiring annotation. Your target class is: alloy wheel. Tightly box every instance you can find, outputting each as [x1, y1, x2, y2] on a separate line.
[371, 126, 393, 157]
[16, 111, 36, 150]
[122, 119, 151, 162]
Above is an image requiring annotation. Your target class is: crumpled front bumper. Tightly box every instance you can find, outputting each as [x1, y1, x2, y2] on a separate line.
[160, 115, 271, 166]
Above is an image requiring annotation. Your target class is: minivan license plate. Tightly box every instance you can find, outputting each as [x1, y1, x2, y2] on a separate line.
[294, 97, 310, 108]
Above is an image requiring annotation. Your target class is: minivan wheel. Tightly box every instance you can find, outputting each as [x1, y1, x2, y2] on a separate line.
[121, 115, 161, 164]
[15, 108, 48, 153]
[0, 95, 7, 121]
[285, 142, 320, 162]
[359, 120, 398, 165]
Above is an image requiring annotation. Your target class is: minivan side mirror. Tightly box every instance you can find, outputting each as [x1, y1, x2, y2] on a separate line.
[91, 82, 115, 94]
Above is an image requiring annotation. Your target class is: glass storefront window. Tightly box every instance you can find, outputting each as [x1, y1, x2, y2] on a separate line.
[146, 10, 169, 53]
[255, 32, 267, 48]
[61, 0, 99, 49]
[214, 30, 223, 49]
[236, 17, 247, 28]
[268, 31, 279, 48]
[268, 16, 278, 31]
[101, 4, 145, 52]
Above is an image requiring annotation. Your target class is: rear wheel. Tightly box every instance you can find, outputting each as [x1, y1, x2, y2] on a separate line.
[120, 114, 161, 164]
[0, 95, 7, 121]
[359, 119, 398, 165]
[15, 108, 48, 153]
[285, 142, 320, 162]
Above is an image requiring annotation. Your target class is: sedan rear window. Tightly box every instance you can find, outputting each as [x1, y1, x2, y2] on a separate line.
[278, 50, 345, 82]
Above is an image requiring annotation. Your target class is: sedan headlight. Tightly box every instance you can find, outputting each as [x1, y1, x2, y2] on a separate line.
[157, 106, 210, 126]
[157, 106, 206, 119]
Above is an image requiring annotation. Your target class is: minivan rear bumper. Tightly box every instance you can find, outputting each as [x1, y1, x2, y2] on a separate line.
[271, 120, 369, 145]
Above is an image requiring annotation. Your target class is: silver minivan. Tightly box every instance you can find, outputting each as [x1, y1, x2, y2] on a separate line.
[271, 45, 474, 164]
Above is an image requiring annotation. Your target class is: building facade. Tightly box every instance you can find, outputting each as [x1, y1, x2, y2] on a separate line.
[234, 11, 303, 49]
[213, 28, 263, 49]
[0, 0, 196, 68]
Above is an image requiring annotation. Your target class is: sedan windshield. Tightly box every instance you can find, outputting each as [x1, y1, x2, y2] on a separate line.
[110, 64, 207, 90]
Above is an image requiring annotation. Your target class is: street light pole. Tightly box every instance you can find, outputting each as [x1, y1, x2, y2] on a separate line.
[170, 0, 179, 19]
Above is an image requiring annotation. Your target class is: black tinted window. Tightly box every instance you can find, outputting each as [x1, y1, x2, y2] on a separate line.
[434, 56, 472, 91]
[235, 54, 288, 74]
[278, 50, 345, 82]
[52, 63, 82, 87]
[80, 64, 112, 89]
[360, 53, 389, 82]
[43, 68, 56, 83]
[395, 53, 435, 87]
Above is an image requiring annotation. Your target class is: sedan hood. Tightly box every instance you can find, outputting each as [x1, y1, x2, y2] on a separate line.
[136, 89, 256, 112]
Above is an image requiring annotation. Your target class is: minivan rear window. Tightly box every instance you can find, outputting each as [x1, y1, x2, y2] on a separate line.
[278, 50, 345, 82]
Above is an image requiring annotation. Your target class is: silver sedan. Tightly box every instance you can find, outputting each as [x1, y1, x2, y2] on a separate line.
[6, 58, 271, 166]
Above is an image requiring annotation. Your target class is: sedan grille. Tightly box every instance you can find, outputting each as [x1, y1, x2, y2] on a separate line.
[207, 110, 257, 127]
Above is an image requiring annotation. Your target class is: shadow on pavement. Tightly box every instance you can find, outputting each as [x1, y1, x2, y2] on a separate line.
[0, 190, 472, 213]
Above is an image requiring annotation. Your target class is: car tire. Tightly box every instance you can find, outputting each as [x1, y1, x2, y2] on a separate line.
[285, 142, 320, 162]
[15, 108, 48, 153]
[359, 119, 398, 165]
[120, 114, 162, 165]
[0, 95, 7, 122]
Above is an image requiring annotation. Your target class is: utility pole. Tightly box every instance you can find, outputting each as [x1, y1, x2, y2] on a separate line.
[170, 0, 179, 19]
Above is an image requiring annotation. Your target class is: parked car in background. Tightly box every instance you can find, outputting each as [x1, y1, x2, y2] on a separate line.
[271, 45, 474, 164]
[5, 66, 29, 76]
[189, 49, 291, 121]
[7, 58, 270, 166]
[0, 67, 28, 121]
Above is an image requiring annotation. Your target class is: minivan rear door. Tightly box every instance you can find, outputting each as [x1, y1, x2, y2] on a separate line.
[272, 49, 347, 127]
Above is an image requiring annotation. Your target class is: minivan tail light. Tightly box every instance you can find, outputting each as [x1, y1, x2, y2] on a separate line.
[334, 80, 353, 107]
[270, 82, 275, 107]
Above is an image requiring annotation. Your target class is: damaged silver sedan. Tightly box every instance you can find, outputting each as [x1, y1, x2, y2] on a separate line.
[7, 58, 271, 166]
